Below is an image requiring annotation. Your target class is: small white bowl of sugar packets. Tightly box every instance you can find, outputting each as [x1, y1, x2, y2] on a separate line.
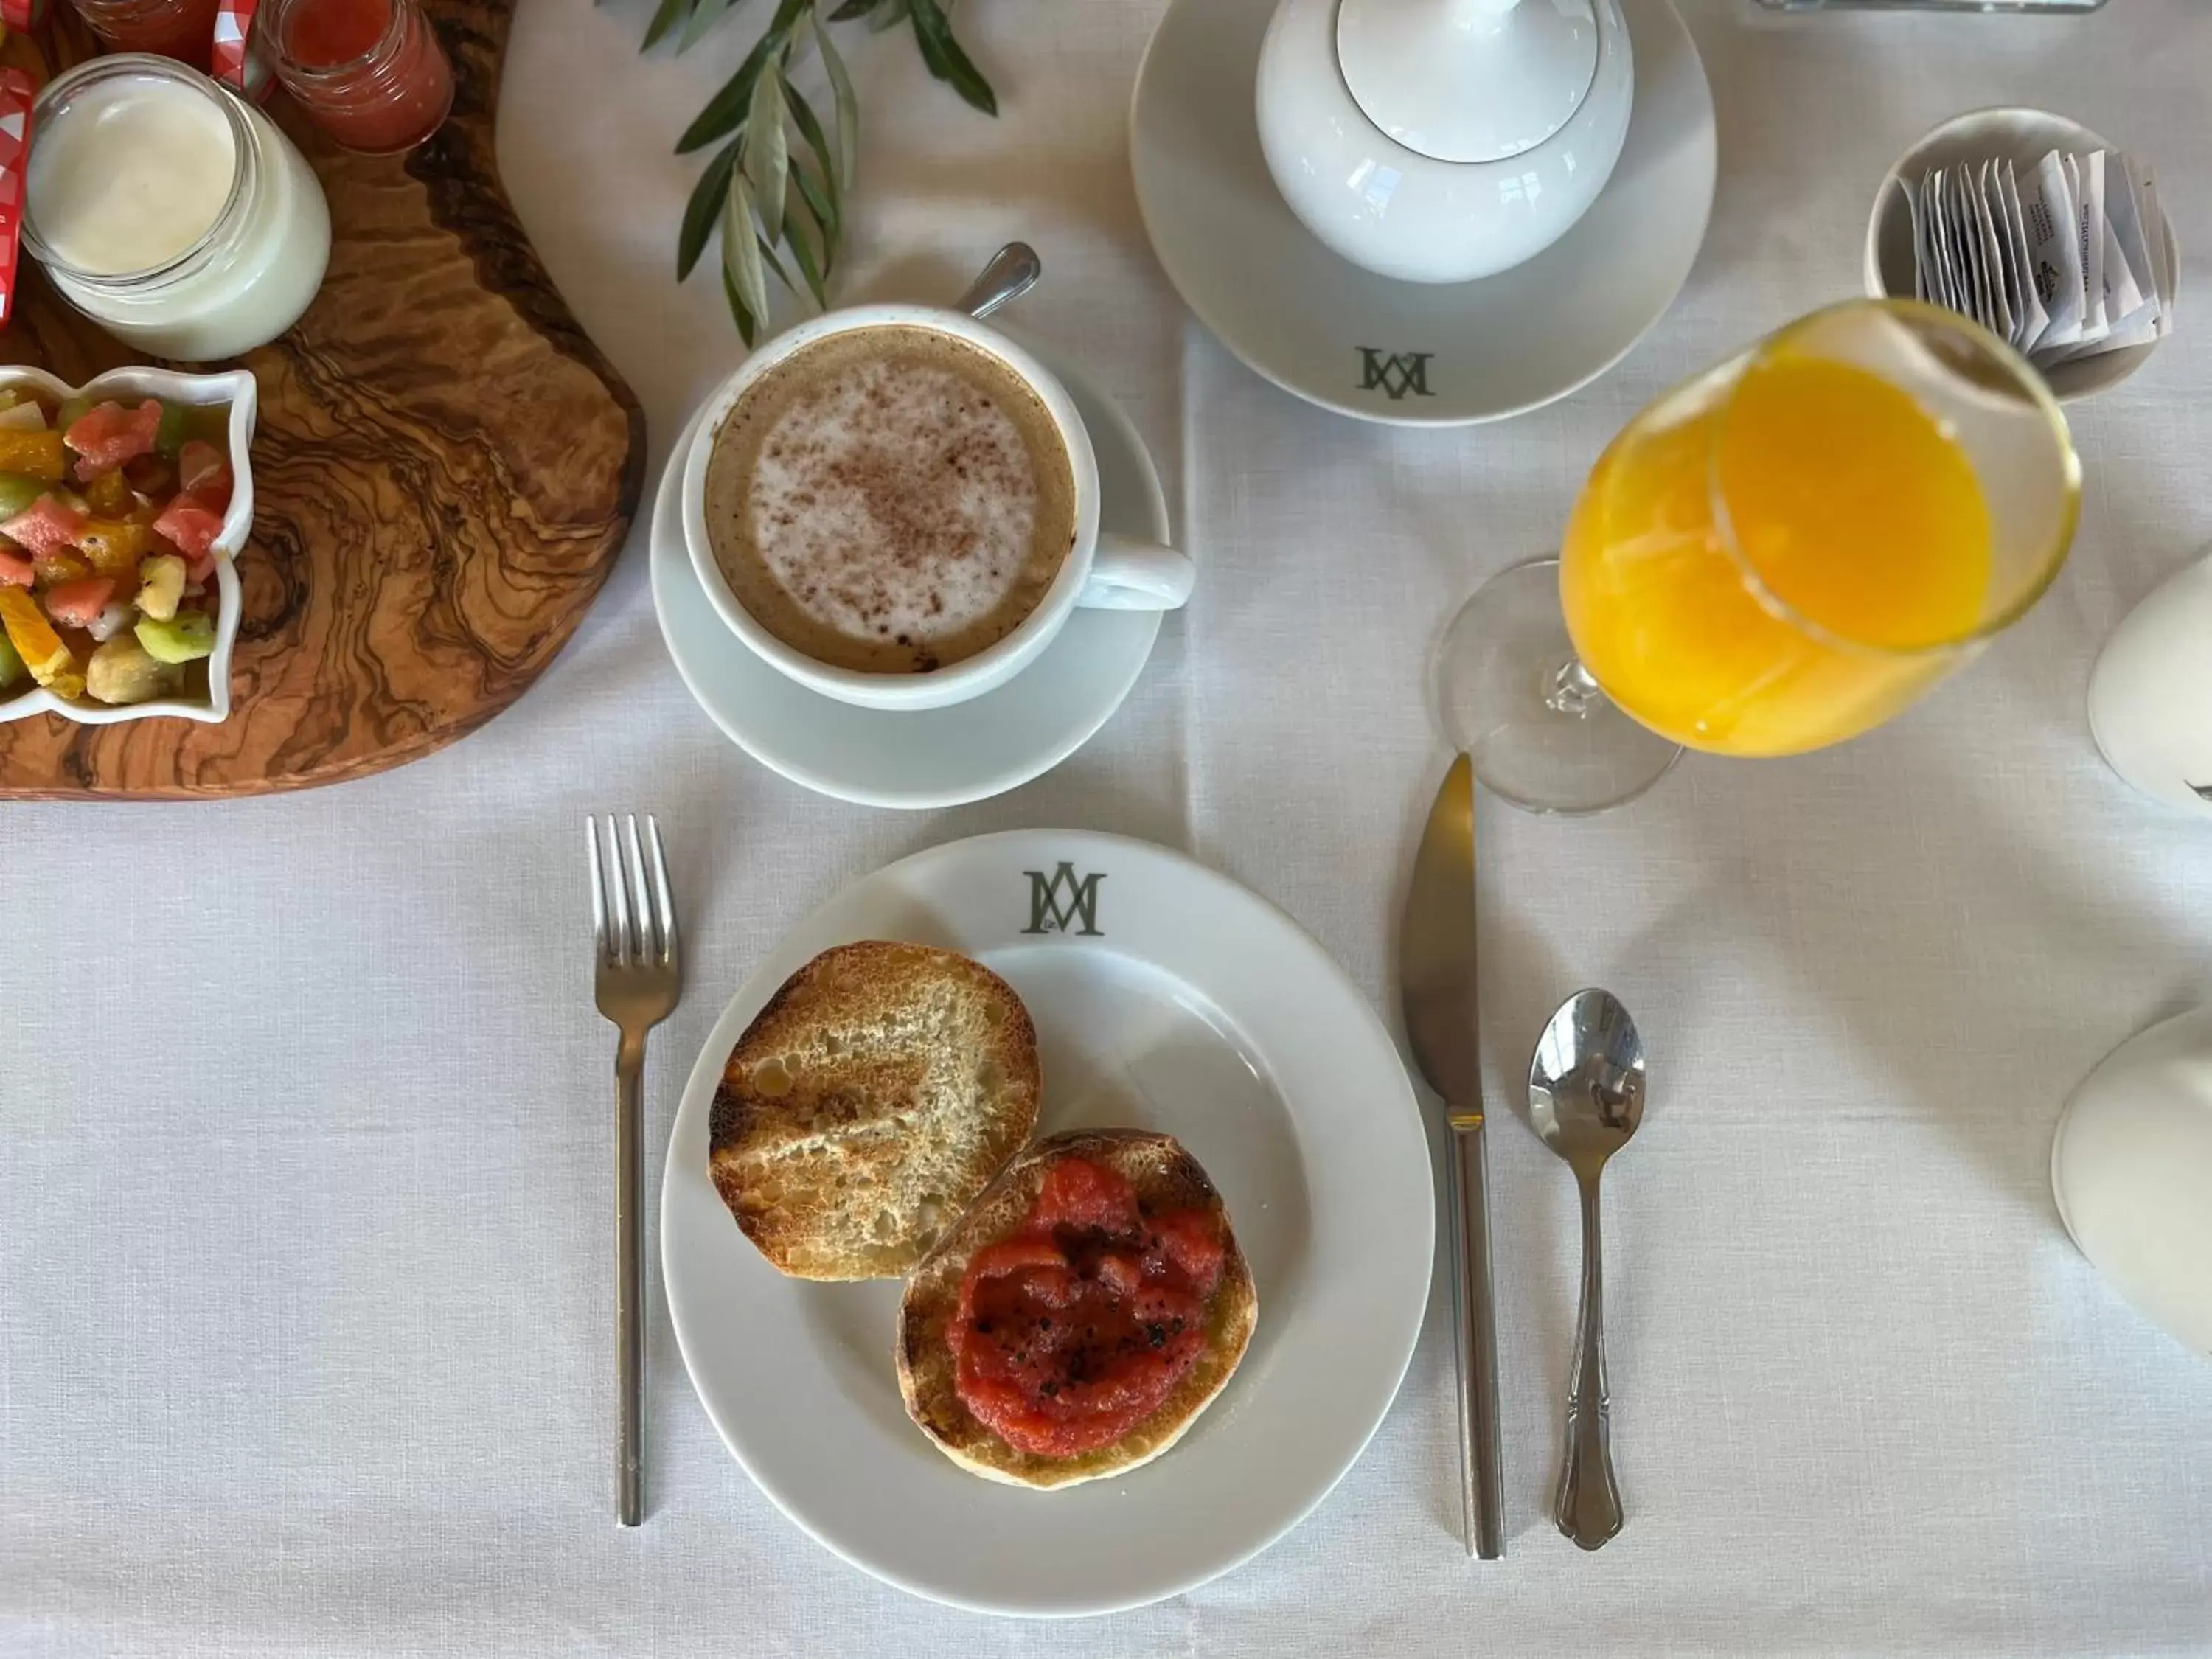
[1865, 108, 2177, 400]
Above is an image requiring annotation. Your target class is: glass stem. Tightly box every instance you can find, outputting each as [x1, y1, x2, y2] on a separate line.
[1545, 657, 1608, 720]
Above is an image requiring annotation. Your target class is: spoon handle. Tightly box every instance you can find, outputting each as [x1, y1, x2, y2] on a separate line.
[955, 242, 1043, 319]
[1557, 1170, 1624, 1549]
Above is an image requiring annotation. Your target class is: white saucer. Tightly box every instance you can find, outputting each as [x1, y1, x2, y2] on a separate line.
[650, 336, 1169, 808]
[1130, 0, 1717, 425]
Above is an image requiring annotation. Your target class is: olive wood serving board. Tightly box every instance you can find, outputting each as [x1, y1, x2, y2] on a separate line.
[0, 1, 644, 798]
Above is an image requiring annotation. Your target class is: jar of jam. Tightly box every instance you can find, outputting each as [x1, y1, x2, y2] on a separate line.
[265, 0, 453, 155]
[65, 0, 220, 69]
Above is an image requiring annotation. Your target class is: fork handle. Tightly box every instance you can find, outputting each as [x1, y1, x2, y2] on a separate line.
[616, 1032, 644, 1527]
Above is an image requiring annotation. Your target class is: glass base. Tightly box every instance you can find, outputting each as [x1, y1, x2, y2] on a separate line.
[1430, 557, 1681, 815]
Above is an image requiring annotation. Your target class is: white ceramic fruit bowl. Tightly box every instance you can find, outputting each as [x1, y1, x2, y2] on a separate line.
[0, 365, 256, 726]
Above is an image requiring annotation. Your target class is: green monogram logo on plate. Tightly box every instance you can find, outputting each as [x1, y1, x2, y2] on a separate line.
[1357, 348, 1435, 400]
[1023, 862, 1105, 936]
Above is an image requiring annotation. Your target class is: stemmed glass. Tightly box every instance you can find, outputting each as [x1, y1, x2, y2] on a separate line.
[1435, 299, 2081, 813]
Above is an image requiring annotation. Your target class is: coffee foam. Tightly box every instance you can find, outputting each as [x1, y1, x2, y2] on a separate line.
[704, 326, 1077, 675]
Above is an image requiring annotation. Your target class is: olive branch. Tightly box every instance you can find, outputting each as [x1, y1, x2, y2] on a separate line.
[647, 0, 998, 344]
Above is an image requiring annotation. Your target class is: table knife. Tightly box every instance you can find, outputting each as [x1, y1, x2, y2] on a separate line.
[1399, 753, 1505, 1559]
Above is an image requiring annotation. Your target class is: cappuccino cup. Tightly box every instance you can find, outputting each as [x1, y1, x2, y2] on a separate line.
[681, 305, 1194, 712]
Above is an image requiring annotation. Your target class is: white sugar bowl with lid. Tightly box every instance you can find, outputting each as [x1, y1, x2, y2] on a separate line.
[1255, 0, 1634, 285]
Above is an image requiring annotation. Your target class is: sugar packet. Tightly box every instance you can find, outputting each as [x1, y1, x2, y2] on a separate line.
[1997, 161, 2051, 353]
[2067, 150, 2107, 347]
[2016, 150, 2087, 351]
[1911, 142, 2171, 371]
[1982, 160, 2017, 345]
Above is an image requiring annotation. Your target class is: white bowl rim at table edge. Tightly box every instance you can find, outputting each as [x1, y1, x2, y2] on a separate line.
[660, 829, 1436, 1616]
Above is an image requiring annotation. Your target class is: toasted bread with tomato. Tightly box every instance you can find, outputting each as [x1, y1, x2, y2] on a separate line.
[897, 1128, 1257, 1489]
[709, 942, 1041, 1280]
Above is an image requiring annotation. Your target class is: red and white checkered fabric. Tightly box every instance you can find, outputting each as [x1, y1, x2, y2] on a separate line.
[0, 67, 33, 326]
[212, 0, 271, 102]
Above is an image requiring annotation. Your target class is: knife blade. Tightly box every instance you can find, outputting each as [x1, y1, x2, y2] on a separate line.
[1399, 753, 1505, 1559]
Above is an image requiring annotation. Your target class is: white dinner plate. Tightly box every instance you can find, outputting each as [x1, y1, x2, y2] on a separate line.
[1129, 0, 1716, 425]
[661, 830, 1435, 1615]
[649, 335, 1167, 809]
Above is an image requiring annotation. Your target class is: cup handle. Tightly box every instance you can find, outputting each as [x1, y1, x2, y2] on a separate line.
[1076, 533, 1195, 611]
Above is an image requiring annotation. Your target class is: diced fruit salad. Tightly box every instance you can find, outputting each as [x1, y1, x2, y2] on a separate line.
[0, 388, 234, 706]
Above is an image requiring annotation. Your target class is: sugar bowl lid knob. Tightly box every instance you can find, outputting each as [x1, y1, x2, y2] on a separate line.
[1335, 0, 1602, 165]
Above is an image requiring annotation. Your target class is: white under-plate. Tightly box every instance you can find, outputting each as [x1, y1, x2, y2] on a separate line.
[650, 335, 1167, 809]
[1130, 0, 1716, 425]
[661, 830, 1435, 1615]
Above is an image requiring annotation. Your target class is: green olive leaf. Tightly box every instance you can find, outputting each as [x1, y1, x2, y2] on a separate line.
[783, 193, 831, 308]
[723, 172, 772, 337]
[783, 77, 838, 212]
[641, 0, 692, 52]
[745, 66, 789, 244]
[766, 0, 813, 41]
[908, 0, 995, 116]
[787, 152, 838, 271]
[677, 26, 782, 153]
[813, 17, 860, 190]
[678, 0, 736, 53]
[756, 234, 796, 296]
[676, 135, 745, 281]
[722, 266, 759, 345]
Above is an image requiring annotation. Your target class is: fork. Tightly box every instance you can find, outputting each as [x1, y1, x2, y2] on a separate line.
[588, 814, 682, 1528]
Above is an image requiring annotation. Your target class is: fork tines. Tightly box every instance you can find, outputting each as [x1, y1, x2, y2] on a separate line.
[588, 813, 678, 969]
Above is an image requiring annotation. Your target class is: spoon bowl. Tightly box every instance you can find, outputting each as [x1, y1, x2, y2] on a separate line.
[1530, 987, 1646, 1172]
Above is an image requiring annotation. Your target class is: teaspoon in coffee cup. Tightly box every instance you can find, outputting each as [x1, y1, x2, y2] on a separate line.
[1528, 988, 1646, 1551]
[955, 243, 1042, 319]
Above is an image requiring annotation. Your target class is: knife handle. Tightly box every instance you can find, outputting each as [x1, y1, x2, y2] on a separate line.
[1450, 1118, 1505, 1559]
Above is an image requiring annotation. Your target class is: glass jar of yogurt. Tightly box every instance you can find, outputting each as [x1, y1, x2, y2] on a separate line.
[23, 55, 333, 362]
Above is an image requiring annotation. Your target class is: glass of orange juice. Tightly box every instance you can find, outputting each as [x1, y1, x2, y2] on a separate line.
[1434, 300, 2081, 813]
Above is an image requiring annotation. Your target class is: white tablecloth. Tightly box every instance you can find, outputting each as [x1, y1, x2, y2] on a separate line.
[7, 0, 2211, 1652]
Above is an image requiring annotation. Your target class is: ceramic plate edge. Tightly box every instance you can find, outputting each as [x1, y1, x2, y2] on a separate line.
[659, 828, 1434, 1616]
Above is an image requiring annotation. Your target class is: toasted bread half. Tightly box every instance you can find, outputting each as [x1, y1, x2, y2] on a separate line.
[897, 1127, 1257, 1489]
[709, 942, 1041, 1279]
